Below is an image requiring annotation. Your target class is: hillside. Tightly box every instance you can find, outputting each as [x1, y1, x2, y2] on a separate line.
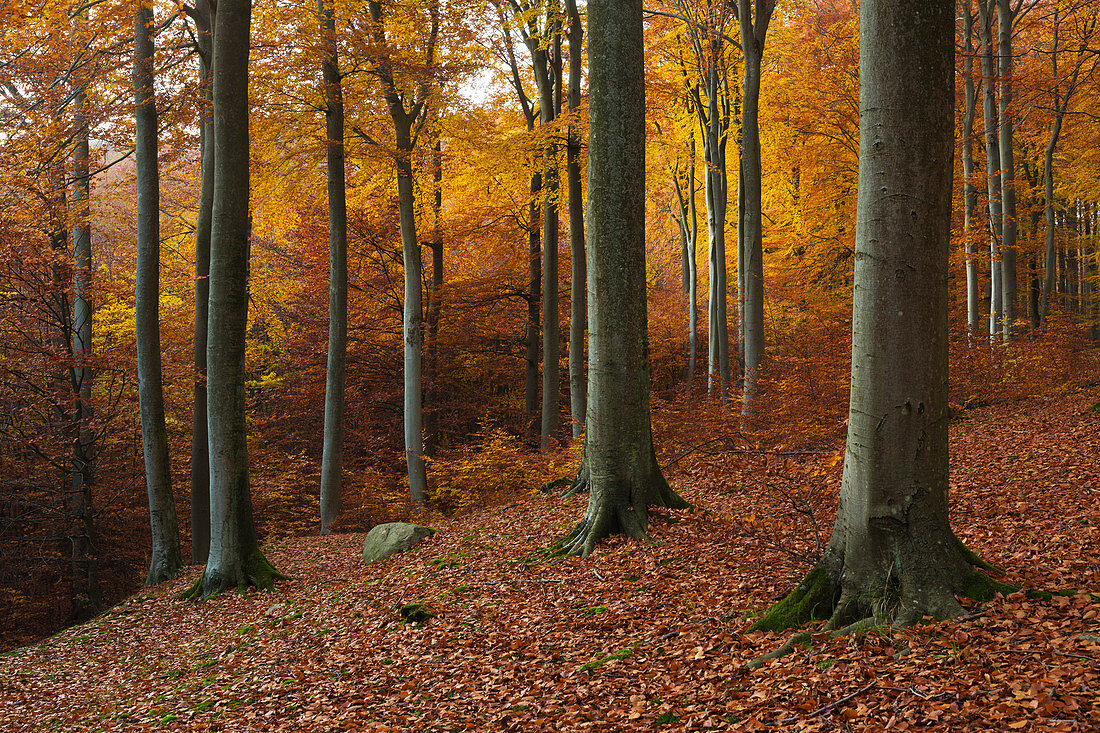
[2, 391, 1098, 732]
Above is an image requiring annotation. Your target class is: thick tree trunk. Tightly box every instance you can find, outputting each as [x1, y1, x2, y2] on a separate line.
[997, 0, 1018, 342]
[754, 0, 1003, 633]
[979, 1, 1004, 337]
[190, 0, 213, 565]
[135, 0, 183, 584]
[318, 0, 347, 533]
[563, 0, 687, 558]
[194, 0, 281, 597]
[566, 0, 586, 438]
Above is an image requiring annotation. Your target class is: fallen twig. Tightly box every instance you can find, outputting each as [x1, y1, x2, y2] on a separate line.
[781, 681, 878, 723]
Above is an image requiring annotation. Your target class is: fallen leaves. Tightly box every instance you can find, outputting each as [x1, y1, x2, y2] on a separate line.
[1, 391, 1099, 731]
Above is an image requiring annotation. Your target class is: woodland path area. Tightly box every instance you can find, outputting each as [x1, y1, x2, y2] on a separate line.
[2, 391, 1099, 731]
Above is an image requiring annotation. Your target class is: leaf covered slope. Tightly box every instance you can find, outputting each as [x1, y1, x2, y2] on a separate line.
[2, 392, 1099, 731]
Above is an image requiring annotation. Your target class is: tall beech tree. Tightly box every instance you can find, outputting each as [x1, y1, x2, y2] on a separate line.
[318, 0, 348, 534]
[754, 0, 1006, 631]
[135, 0, 183, 584]
[734, 0, 774, 415]
[562, 0, 687, 557]
[184, 0, 214, 564]
[565, 0, 586, 439]
[363, 0, 439, 503]
[191, 0, 282, 596]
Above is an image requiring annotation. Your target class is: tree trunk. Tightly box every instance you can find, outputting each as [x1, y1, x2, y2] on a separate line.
[424, 137, 444, 453]
[565, 0, 586, 438]
[69, 75, 103, 623]
[737, 0, 773, 418]
[135, 0, 183, 584]
[754, 0, 1004, 633]
[961, 5, 982, 337]
[190, 0, 213, 565]
[192, 0, 281, 597]
[525, 172, 542, 436]
[997, 0, 1017, 342]
[979, 1, 1003, 338]
[318, 0, 348, 533]
[562, 0, 687, 558]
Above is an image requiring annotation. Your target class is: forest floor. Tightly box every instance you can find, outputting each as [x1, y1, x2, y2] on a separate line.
[2, 391, 1099, 732]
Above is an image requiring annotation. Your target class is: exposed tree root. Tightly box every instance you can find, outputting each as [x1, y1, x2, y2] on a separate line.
[744, 617, 880, 670]
[181, 550, 287, 600]
[559, 474, 688, 558]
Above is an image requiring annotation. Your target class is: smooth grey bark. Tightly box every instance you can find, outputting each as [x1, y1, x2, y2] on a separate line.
[565, 0, 586, 438]
[996, 0, 1018, 341]
[735, 0, 774, 417]
[1040, 7, 1095, 321]
[562, 0, 687, 557]
[135, 0, 183, 584]
[673, 135, 698, 385]
[498, 8, 542, 440]
[318, 0, 347, 533]
[189, 0, 213, 565]
[677, 6, 734, 398]
[507, 0, 562, 449]
[754, 0, 1003, 632]
[366, 0, 436, 503]
[978, 0, 1003, 337]
[192, 0, 281, 597]
[960, 5, 981, 336]
[424, 136, 444, 453]
[69, 75, 103, 623]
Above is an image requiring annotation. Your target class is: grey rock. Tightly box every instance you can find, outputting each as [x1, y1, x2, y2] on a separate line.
[362, 522, 435, 563]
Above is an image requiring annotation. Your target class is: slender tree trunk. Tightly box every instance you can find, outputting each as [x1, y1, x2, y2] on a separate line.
[525, 172, 542, 436]
[979, 1, 1003, 337]
[755, 0, 1004, 633]
[997, 0, 1018, 342]
[135, 0, 183, 583]
[318, 0, 348, 533]
[69, 74, 102, 623]
[565, 0, 586, 438]
[193, 0, 281, 597]
[534, 11, 561, 450]
[424, 137, 444, 453]
[737, 0, 773, 417]
[961, 5, 981, 336]
[190, 0, 214, 565]
[563, 0, 686, 557]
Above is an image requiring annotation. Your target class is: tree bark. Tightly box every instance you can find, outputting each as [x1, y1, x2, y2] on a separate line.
[318, 0, 348, 533]
[135, 0, 183, 584]
[997, 0, 1018, 342]
[978, 0, 1004, 338]
[565, 0, 586, 438]
[190, 0, 214, 565]
[192, 0, 281, 597]
[68, 69, 103, 623]
[754, 0, 1004, 633]
[737, 0, 773, 418]
[562, 0, 687, 557]
[960, 4, 982, 337]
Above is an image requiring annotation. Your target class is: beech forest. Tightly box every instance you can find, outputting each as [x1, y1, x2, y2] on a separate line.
[1, 0, 1099, 729]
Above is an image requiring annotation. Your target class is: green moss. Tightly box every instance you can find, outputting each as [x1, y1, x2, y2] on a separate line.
[750, 567, 837, 633]
[956, 537, 1005, 575]
[959, 570, 1018, 603]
